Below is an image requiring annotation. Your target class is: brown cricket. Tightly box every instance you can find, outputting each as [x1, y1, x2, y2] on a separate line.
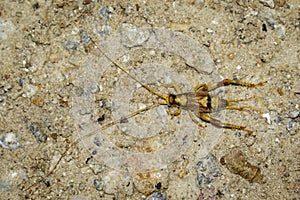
[89, 38, 265, 135]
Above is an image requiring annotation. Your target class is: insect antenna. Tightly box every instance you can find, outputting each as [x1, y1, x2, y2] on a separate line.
[89, 38, 168, 101]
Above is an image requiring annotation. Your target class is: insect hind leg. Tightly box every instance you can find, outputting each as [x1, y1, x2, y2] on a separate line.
[207, 79, 265, 92]
[225, 97, 262, 114]
[199, 113, 254, 135]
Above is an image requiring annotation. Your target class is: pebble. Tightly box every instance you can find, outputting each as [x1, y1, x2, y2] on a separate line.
[196, 154, 222, 186]
[0, 132, 21, 149]
[96, 25, 111, 38]
[262, 113, 271, 124]
[101, 170, 133, 196]
[99, 6, 110, 21]
[80, 30, 91, 44]
[49, 53, 62, 63]
[286, 118, 297, 131]
[0, 19, 15, 40]
[0, 169, 27, 192]
[65, 40, 80, 50]
[89, 85, 99, 94]
[28, 123, 47, 143]
[73, 196, 87, 200]
[145, 191, 166, 200]
[197, 173, 212, 185]
[17, 78, 23, 87]
[274, 0, 286, 7]
[274, 116, 283, 125]
[133, 169, 169, 195]
[236, 65, 242, 70]
[22, 84, 38, 98]
[120, 24, 150, 48]
[289, 111, 299, 119]
[94, 178, 104, 191]
[259, 0, 275, 8]
[274, 24, 286, 39]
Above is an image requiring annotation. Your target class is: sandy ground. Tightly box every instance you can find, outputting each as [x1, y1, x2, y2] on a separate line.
[0, 0, 299, 199]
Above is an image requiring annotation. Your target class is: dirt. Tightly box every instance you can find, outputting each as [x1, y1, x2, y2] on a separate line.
[0, 0, 299, 199]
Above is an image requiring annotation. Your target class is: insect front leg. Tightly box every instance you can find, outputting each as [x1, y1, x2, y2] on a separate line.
[162, 83, 182, 93]
[168, 106, 182, 119]
[199, 113, 254, 135]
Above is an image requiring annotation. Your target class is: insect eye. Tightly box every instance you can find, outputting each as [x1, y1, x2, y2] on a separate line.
[169, 94, 177, 104]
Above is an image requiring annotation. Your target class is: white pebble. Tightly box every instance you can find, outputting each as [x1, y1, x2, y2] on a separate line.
[259, 0, 275, 8]
[0, 132, 21, 149]
[22, 84, 38, 98]
[262, 113, 271, 124]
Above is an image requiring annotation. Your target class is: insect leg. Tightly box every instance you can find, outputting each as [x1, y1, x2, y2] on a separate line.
[226, 97, 262, 114]
[199, 113, 254, 135]
[168, 106, 182, 119]
[193, 83, 208, 93]
[188, 111, 205, 128]
[206, 79, 265, 92]
[162, 83, 182, 93]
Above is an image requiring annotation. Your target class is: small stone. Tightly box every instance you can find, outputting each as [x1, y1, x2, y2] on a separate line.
[274, 116, 283, 125]
[120, 24, 150, 48]
[287, 119, 297, 131]
[22, 84, 38, 98]
[73, 196, 88, 200]
[0, 132, 21, 149]
[28, 123, 47, 143]
[0, 19, 15, 40]
[95, 25, 111, 38]
[236, 65, 242, 70]
[65, 40, 79, 50]
[49, 53, 62, 63]
[259, 0, 275, 8]
[274, 24, 286, 39]
[290, 111, 299, 119]
[274, 0, 286, 7]
[18, 78, 23, 87]
[78, 182, 86, 191]
[32, 96, 44, 107]
[145, 191, 166, 200]
[94, 179, 103, 191]
[80, 30, 91, 44]
[262, 113, 271, 124]
[196, 154, 221, 186]
[102, 170, 133, 195]
[196, 160, 206, 171]
[196, 173, 206, 185]
[99, 7, 110, 21]
[90, 85, 99, 94]
[133, 169, 169, 194]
